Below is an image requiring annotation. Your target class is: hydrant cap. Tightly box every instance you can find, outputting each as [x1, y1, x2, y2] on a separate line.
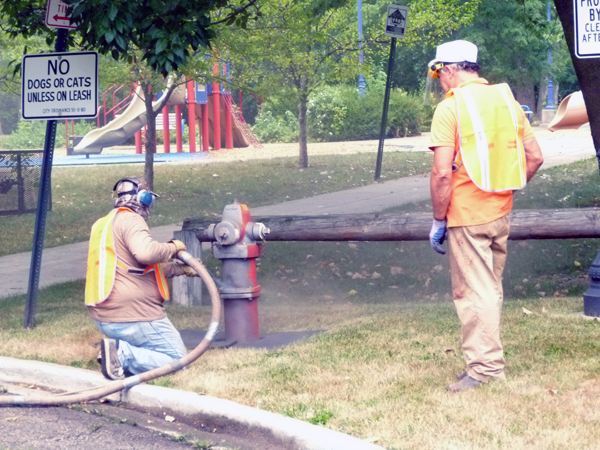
[214, 221, 240, 245]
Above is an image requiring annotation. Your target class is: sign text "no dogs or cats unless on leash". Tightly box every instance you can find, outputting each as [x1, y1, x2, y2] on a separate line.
[21, 51, 98, 120]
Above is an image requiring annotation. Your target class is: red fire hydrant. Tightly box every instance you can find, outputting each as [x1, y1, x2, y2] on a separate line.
[206, 202, 269, 343]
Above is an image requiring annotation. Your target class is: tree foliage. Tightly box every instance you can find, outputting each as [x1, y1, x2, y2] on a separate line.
[455, 0, 572, 114]
[0, 0, 258, 76]
[65, 0, 217, 76]
[218, 0, 480, 167]
[0, 0, 255, 188]
[216, 0, 361, 168]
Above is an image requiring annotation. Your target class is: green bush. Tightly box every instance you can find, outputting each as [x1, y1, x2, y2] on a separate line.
[0, 120, 95, 150]
[253, 110, 299, 143]
[306, 84, 424, 142]
[307, 89, 348, 142]
[252, 83, 424, 143]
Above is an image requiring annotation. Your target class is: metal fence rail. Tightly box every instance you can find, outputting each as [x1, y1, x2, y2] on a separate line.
[0, 151, 46, 216]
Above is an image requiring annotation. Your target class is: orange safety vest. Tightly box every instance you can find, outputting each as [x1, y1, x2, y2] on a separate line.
[448, 82, 527, 192]
[85, 207, 170, 306]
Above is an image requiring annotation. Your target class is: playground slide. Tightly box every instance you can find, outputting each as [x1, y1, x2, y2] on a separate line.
[548, 91, 589, 131]
[73, 82, 186, 154]
[194, 96, 250, 148]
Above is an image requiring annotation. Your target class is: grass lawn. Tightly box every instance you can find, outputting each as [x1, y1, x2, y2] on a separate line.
[0, 282, 599, 449]
[2, 151, 600, 448]
[0, 151, 432, 256]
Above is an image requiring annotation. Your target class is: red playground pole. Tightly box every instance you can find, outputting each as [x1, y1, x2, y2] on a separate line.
[175, 104, 183, 152]
[186, 79, 197, 153]
[162, 104, 170, 153]
[201, 103, 209, 152]
[225, 94, 233, 150]
[212, 65, 221, 150]
[135, 130, 143, 154]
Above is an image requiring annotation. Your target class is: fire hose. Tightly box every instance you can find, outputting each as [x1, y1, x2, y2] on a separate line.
[0, 251, 221, 407]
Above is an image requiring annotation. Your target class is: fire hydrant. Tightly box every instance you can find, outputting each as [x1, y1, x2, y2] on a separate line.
[206, 202, 269, 343]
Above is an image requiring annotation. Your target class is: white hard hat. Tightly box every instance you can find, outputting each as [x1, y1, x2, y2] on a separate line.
[428, 40, 478, 68]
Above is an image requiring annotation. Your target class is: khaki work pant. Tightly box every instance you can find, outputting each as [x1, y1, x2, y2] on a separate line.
[447, 215, 510, 382]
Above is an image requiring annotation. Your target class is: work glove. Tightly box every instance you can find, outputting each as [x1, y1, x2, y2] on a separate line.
[179, 264, 198, 277]
[168, 239, 187, 255]
[429, 218, 447, 255]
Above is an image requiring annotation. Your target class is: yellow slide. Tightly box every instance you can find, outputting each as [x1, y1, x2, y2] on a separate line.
[547, 91, 589, 131]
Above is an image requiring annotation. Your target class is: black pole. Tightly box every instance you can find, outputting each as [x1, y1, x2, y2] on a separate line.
[24, 29, 69, 329]
[374, 37, 397, 181]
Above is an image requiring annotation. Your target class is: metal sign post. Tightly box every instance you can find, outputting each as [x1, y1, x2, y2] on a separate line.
[24, 29, 70, 328]
[375, 4, 408, 181]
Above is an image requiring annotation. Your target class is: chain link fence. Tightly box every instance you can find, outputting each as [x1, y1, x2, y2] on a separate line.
[0, 151, 48, 216]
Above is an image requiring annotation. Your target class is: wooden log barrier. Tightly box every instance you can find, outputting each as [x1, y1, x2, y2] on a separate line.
[182, 208, 600, 242]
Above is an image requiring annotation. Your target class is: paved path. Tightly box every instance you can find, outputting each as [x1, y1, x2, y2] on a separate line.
[254, 126, 595, 215]
[0, 127, 595, 299]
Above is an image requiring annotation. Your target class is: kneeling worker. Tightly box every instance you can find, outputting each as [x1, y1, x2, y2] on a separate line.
[85, 177, 197, 380]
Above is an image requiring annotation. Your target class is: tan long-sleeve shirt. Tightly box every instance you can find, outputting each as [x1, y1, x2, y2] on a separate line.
[87, 210, 184, 323]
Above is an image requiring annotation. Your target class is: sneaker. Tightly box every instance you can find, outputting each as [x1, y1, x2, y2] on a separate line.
[446, 375, 483, 392]
[100, 339, 124, 380]
[456, 371, 467, 381]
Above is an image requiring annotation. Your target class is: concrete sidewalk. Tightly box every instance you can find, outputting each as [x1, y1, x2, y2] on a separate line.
[0, 127, 595, 299]
[253, 127, 595, 216]
[0, 357, 383, 450]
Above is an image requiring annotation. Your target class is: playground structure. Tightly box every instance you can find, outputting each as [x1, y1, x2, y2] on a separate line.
[548, 91, 589, 131]
[74, 70, 261, 155]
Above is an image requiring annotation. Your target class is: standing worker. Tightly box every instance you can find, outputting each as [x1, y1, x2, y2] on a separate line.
[85, 177, 197, 380]
[427, 40, 544, 392]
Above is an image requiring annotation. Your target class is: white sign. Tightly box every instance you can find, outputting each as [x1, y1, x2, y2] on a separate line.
[574, 0, 600, 58]
[46, 0, 76, 29]
[22, 52, 98, 120]
[385, 4, 409, 39]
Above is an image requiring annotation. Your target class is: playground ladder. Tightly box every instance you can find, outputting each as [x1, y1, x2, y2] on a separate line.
[224, 94, 263, 149]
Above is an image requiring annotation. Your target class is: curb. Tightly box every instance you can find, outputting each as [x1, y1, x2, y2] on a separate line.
[0, 356, 384, 450]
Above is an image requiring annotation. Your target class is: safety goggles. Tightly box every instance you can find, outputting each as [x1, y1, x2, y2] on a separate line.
[428, 62, 446, 79]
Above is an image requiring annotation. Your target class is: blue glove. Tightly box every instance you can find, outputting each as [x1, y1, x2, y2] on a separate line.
[429, 218, 447, 255]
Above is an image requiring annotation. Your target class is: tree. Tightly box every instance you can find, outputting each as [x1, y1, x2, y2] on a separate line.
[553, 1, 600, 162]
[216, 0, 359, 168]
[553, 0, 600, 316]
[455, 0, 571, 118]
[0, 21, 53, 135]
[0, 0, 257, 188]
[218, 0, 480, 168]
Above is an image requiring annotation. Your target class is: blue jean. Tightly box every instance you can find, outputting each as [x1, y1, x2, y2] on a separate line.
[94, 317, 187, 375]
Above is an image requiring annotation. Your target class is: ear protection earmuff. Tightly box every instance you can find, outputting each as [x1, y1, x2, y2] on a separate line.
[136, 189, 154, 206]
[113, 178, 157, 207]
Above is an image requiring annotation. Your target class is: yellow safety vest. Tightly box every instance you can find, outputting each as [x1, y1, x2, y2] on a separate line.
[448, 82, 527, 192]
[85, 207, 170, 306]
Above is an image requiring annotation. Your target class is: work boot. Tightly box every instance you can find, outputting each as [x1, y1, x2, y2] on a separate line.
[446, 375, 483, 392]
[100, 339, 124, 380]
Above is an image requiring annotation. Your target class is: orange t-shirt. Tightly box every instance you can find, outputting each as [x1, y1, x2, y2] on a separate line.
[429, 79, 534, 227]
